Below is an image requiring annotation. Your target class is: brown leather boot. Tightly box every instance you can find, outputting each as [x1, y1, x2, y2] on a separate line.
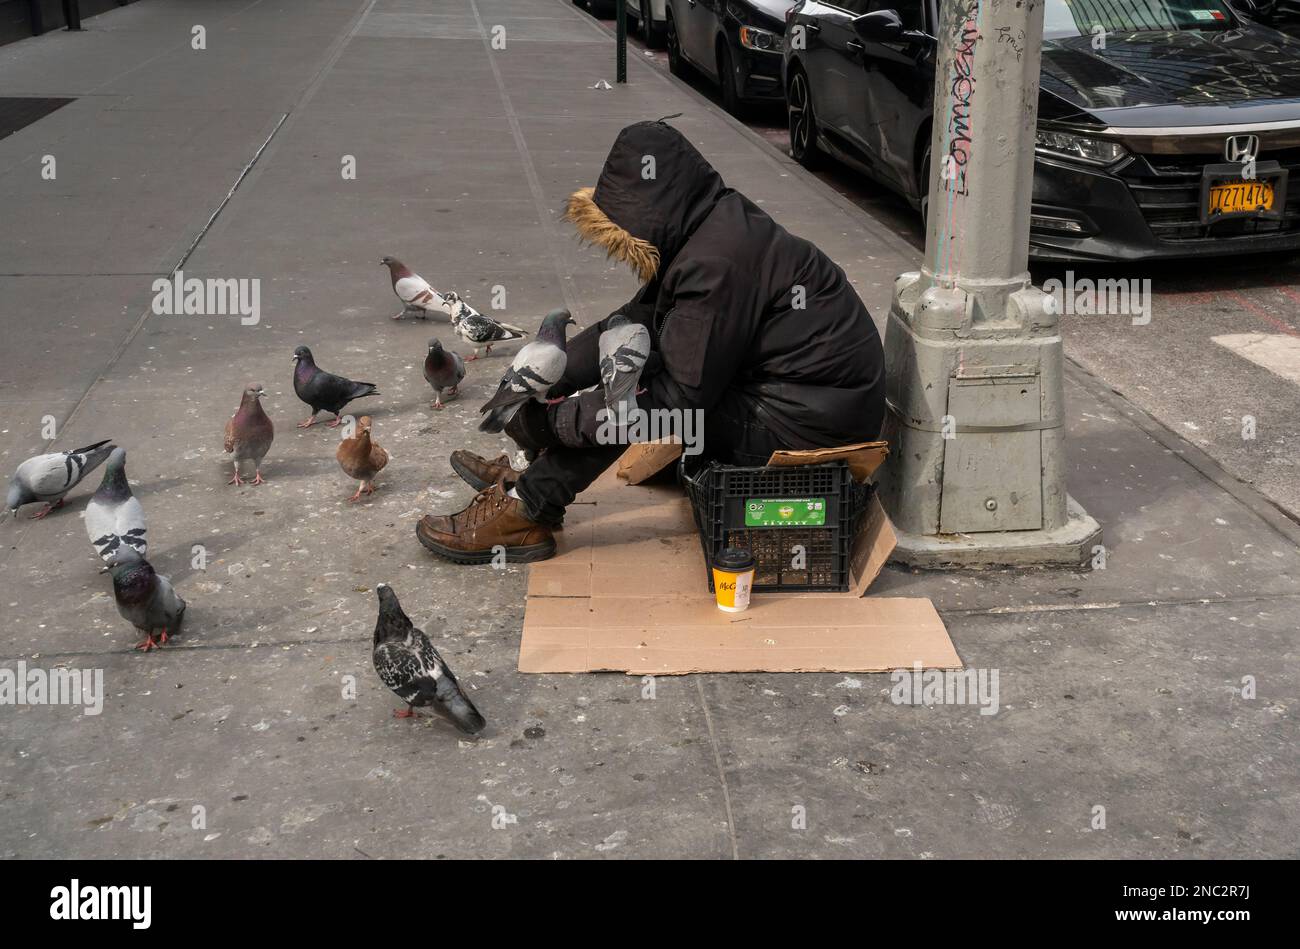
[416, 480, 555, 564]
[450, 450, 519, 491]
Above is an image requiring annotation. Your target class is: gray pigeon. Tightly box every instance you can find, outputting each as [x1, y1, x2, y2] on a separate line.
[372, 584, 485, 733]
[599, 313, 652, 418]
[447, 291, 528, 360]
[84, 447, 147, 564]
[478, 309, 576, 433]
[423, 338, 466, 410]
[6, 439, 115, 520]
[108, 548, 186, 652]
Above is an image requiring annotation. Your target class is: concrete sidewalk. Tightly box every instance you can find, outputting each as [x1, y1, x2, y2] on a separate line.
[1, 0, 1296, 858]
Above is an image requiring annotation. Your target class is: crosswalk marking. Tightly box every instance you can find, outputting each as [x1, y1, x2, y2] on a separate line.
[1211, 333, 1300, 386]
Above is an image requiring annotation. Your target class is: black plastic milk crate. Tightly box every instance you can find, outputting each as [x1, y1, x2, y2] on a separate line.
[680, 455, 873, 593]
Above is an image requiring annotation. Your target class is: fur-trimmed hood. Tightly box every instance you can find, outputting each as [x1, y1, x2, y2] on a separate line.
[564, 120, 728, 282]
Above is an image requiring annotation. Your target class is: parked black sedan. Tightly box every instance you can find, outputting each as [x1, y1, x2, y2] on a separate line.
[666, 0, 792, 113]
[783, 0, 1300, 261]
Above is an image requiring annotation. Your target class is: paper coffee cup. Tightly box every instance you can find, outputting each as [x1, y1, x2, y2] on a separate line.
[712, 547, 756, 613]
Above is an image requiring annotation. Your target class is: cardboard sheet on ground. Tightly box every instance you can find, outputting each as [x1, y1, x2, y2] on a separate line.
[520, 447, 960, 675]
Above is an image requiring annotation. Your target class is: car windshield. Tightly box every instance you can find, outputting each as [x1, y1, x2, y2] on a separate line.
[1043, 0, 1236, 38]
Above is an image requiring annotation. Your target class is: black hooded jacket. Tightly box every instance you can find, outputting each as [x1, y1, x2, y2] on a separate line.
[576, 120, 886, 449]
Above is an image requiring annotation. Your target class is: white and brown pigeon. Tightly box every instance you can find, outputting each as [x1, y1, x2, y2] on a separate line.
[5, 439, 115, 520]
[478, 309, 575, 433]
[371, 584, 485, 733]
[381, 256, 452, 321]
[446, 291, 528, 360]
[423, 338, 466, 410]
[85, 447, 147, 563]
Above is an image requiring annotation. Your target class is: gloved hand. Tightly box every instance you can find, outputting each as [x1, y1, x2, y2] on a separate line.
[502, 399, 560, 455]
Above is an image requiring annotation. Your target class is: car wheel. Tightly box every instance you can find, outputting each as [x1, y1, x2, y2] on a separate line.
[641, 0, 666, 48]
[718, 41, 743, 117]
[667, 14, 689, 77]
[787, 67, 821, 168]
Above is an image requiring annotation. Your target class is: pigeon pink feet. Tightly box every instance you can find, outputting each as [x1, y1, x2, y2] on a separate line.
[251, 471, 265, 485]
[393, 707, 417, 719]
[30, 499, 64, 519]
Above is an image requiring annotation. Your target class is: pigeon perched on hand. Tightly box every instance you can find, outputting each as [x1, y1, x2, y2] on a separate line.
[446, 291, 528, 360]
[291, 346, 379, 428]
[599, 313, 652, 417]
[85, 447, 147, 563]
[108, 548, 186, 652]
[380, 256, 452, 321]
[5, 439, 115, 520]
[372, 583, 486, 733]
[336, 416, 389, 502]
[423, 338, 465, 410]
[223, 383, 274, 485]
[478, 309, 575, 433]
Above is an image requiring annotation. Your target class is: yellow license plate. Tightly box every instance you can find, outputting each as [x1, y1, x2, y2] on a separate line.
[1208, 180, 1275, 215]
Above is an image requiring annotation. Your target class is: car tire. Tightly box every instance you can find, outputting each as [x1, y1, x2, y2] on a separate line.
[640, 0, 666, 48]
[718, 41, 744, 117]
[667, 14, 690, 78]
[787, 67, 821, 168]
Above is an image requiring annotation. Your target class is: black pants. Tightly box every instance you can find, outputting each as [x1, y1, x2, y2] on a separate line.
[514, 314, 814, 527]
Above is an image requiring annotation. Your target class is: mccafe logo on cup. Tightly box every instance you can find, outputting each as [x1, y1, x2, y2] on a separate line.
[712, 547, 756, 613]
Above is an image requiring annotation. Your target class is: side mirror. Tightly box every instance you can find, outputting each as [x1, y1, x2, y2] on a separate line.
[852, 9, 904, 42]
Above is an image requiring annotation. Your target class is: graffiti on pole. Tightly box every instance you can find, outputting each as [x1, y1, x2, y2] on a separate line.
[942, 0, 982, 199]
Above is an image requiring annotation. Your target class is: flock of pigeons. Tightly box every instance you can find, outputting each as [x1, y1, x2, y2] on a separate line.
[3, 256, 653, 735]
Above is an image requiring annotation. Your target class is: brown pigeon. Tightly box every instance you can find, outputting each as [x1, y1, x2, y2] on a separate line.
[223, 384, 274, 485]
[336, 416, 389, 502]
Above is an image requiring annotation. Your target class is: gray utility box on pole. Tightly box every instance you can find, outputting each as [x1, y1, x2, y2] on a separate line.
[876, 0, 1101, 567]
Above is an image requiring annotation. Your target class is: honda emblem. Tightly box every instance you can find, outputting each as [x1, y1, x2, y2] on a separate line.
[1224, 134, 1260, 164]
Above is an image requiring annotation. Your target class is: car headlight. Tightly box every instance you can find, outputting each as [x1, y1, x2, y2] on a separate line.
[1035, 129, 1128, 166]
[738, 25, 783, 52]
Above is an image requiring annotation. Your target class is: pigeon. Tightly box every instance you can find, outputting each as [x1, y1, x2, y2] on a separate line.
[371, 583, 486, 733]
[446, 291, 528, 360]
[380, 256, 452, 321]
[336, 416, 390, 502]
[478, 309, 576, 433]
[223, 383, 274, 485]
[423, 337, 465, 410]
[84, 447, 147, 564]
[5, 439, 115, 520]
[107, 548, 186, 652]
[291, 345, 379, 428]
[599, 313, 652, 418]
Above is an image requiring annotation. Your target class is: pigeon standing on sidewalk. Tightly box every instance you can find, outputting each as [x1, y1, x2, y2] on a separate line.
[336, 415, 390, 502]
[371, 584, 486, 733]
[223, 383, 274, 485]
[478, 309, 575, 433]
[423, 338, 466, 410]
[84, 447, 147, 563]
[380, 256, 452, 321]
[108, 548, 186, 652]
[5, 439, 115, 520]
[292, 346, 379, 428]
[446, 291, 528, 360]
[598, 313, 652, 417]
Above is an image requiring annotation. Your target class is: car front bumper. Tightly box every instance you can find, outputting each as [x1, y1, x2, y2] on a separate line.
[1029, 151, 1300, 262]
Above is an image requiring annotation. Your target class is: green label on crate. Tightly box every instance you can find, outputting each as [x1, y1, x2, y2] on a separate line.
[744, 498, 826, 527]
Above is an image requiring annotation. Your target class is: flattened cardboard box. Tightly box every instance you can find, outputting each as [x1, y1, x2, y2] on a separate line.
[520, 443, 960, 675]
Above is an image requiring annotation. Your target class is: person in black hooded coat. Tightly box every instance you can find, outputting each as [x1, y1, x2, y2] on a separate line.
[416, 119, 886, 565]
